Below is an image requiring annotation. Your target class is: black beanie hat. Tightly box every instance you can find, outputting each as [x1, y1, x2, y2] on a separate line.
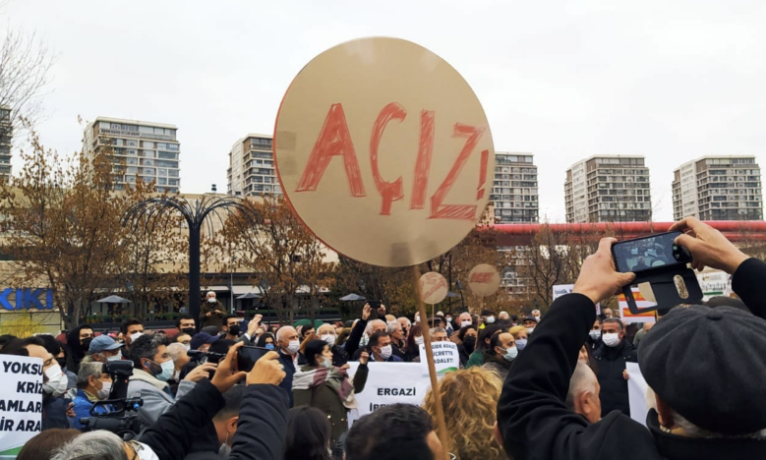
[639, 306, 766, 435]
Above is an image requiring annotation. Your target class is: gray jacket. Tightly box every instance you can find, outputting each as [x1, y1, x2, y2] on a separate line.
[128, 368, 195, 434]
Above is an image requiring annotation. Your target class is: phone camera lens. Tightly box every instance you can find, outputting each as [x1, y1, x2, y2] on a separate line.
[674, 253, 680, 259]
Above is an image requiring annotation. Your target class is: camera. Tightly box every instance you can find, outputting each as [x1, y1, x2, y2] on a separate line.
[81, 360, 144, 440]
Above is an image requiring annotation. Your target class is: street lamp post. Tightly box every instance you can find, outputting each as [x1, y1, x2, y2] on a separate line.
[122, 195, 258, 325]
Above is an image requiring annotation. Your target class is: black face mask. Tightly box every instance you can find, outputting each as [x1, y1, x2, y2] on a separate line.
[228, 325, 241, 336]
[81, 337, 93, 351]
[56, 357, 67, 369]
[182, 327, 196, 336]
[463, 336, 476, 354]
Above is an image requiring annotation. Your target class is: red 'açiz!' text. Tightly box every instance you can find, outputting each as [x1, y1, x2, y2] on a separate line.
[294, 103, 489, 221]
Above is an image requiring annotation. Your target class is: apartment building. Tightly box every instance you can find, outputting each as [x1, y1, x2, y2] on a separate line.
[490, 152, 539, 223]
[565, 156, 652, 223]
[672, 156, 762, 221]
[82, 117, 181, 193]
[227, 134, 280, 197]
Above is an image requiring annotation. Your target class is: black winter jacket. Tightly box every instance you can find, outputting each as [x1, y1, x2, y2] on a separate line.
[497, 257, 766, 460]
[592, 339, 637, 416]
[140, 379, 289, 460]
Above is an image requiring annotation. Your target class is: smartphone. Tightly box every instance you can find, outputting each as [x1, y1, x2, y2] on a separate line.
[237, 346, 272, 372]
[367, 300, 381, 309]
[612, 231, 691, 273]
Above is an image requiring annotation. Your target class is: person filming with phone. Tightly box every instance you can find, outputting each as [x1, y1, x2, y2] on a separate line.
[498, 217, 766, 460]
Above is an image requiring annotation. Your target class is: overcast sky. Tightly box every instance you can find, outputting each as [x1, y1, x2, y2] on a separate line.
[6, 0, 766, 222]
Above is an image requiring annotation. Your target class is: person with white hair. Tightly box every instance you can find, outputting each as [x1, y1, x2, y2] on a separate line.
[199, 291, 225, 330]
[388, 320, 406, 355]
[566, 361, 601, 424]
[397, 316, 412, 338]
[351, 318, 402, 361]
[69, 362, 113, 430]
[317, 323, 350, 366]
[498, 311, 511, 321]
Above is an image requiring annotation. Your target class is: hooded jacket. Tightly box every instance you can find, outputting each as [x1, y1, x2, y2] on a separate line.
[65, 325, 91, 373]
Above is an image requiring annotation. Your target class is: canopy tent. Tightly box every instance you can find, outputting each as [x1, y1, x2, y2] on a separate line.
[96, 295, 131, 304]
[340, 293, 366, 302]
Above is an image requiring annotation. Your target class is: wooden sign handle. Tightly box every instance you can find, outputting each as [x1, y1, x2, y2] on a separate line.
[413, 265, 450, 459]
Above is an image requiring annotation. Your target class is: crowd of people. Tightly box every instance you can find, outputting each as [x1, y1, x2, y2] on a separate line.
[1, 217, 765, 460]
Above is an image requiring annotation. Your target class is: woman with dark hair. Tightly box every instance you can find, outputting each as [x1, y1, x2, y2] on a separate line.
[65, 325, 94, 373]
[284, 406, 333, 460]
[482, 331, 517, 380]
[256, 332, 276, 350]
[16, 428, 80, 460]
[466, 324, 502, 368]
[404, 323, 424, 362]
[456, 325, 478, 366]
[292, 339, 369, 444]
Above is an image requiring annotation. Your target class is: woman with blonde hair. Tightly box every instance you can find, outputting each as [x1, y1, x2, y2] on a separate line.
[509, 325, 529, 352]
[422, 367, 506, 460]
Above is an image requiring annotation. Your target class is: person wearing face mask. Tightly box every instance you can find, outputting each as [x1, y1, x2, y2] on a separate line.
[200, 291, 225, 330]
[166, 342, 192, 395]
[0, 336, 73, 430]
[64, 325, 94, 373]
[221, 315, 243, 341]
[403, 324, 424, 362]
[509, 326, 529, 353]
[121, 318, 145, 352]
[466, 324, 502, 369]
[522, 316, 538, 335]
[480, 309, 496, 330]
[176, 314, 197, 336]
[127, 333, 218, 433]
[531, 309, 542, 323]
[69, 362, 115, 430]
[293, 339, 369, 444]
[482, 332, 517, 380]
[38, 334, 78, 399]
[456, 325, 478, 366]
[87, 335, 124, 363]
[587, 318, 602, 350]
[256, 332, 277, 350]
[276, 326, 302, 407]
[317, 323, 349, 367]
[458, 312, 473, 330]
[368, 331, 402, 362]
[592, 318, 637, 417]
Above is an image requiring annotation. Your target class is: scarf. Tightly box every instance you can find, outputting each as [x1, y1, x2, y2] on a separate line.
[292, 365, 357, 409]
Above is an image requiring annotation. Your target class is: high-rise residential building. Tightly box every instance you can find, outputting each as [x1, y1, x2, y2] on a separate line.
[227, 134, 280, 197]
[82, 117, 181, 193]
[490, 152, 539, 223]
[0, 106, 11, 180]
[672, 156, 762, 221]
[564, 156, 652, 223]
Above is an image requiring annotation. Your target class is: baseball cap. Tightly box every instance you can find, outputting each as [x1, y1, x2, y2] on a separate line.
[88, 335, 123, 354]
[190, 332, 220, 351]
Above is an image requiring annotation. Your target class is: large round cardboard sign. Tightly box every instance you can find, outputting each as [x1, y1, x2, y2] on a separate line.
[274, 37, 494, 267]
[419, 271, 449, 305]
[468, 264, 501, 297]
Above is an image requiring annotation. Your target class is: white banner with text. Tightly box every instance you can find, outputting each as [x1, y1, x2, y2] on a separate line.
[0, 355, 44, 459]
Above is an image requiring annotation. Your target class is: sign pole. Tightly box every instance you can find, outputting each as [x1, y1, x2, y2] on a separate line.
[413, 265, 450, 459]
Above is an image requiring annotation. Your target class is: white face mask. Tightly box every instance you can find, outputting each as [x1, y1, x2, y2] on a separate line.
[445, 317, 452, 323]
[414, 336, 424, 346]
[377, 345, 393, 360]
[97, 381, 112, 400]
[286, 340, 300, 354]
[208, 298, 217, 303]
[359, 334, 370, 348]
[485, 316, 495, 324]
[106, 351, 123, 362]
[589, 330, 601, 340]
[527, 327, 535, 334]
[533, 315, 541, 322]
[414, 315, 420, 323]
[461, 320, 472, 328]
[602, 332, 621, 347]
[321, 334, 336, 346]
[43, 364, 69, 397]
[183, 344, 191, 352]
[129, 332, 143, 343]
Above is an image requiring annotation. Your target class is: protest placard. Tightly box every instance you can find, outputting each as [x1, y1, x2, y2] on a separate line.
[626, 362, 649, 427]
[274, 37, 494, 268]
[346, 362, 434, 427]
[419, 272, 448, 305]
[0, 355, 44, 459]
[619, 288, 656, 324]
[418, 341, 460, 376]
[552, 284, 601, 314]
[468, 264, 500, 297]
